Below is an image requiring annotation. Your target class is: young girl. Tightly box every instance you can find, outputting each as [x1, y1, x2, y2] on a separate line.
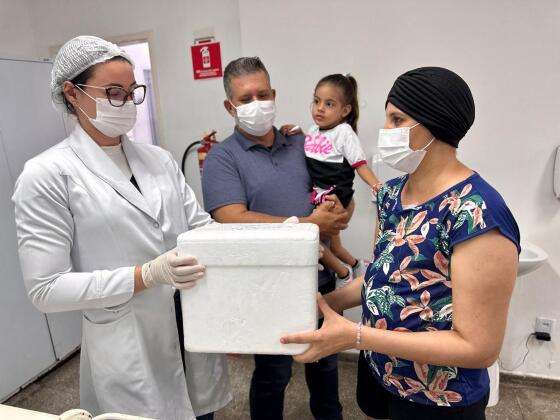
[281, 73, 382, 288]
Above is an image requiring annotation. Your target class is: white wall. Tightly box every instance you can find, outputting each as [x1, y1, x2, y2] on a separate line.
[2, 0, 560, 380]
[0, 0, 38, 59]
[238, 0, 560, 379]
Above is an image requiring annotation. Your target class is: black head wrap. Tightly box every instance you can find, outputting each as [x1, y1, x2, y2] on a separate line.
[386, 67, 475, 148]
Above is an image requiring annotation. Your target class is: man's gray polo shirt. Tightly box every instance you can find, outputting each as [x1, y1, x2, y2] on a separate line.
[202, 126, 333, 286]
[203, 127, 314, 217]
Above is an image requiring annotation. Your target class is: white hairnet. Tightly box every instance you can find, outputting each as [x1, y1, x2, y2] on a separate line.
[51, 35, 134, 113]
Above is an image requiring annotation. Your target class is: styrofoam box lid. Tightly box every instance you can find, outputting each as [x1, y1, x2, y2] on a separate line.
[178, 223, 319, 355]
[177, 223, 319, 266]
[178, 222, 319, 241]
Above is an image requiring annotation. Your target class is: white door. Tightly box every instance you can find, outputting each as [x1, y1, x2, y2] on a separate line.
[0, 128, 57, 400]
[0, 58, 81, 369]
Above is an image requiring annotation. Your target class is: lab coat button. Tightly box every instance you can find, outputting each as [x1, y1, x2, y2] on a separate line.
[153, 221, 160, 228]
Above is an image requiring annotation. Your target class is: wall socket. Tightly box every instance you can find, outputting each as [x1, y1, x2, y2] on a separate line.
[535, 317, 555, 340]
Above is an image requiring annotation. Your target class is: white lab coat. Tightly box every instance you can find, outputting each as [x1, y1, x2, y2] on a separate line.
[12, 124, 231, 419]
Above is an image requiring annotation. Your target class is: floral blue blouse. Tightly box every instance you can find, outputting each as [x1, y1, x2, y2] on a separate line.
[362, 172, 520, 407]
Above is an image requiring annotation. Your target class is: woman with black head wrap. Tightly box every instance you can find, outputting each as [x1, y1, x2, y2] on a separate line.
[282, 67, 521, 420]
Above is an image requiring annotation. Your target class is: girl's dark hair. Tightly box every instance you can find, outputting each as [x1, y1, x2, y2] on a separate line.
[63, 56, 131, 114]
[315, 73, 359, 133]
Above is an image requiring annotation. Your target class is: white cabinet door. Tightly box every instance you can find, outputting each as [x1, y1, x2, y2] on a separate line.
[43, 312, 81, 360]
[0, 58, 81, 365]
[0, 129, 57, 401]
[0, 59, 68, 177]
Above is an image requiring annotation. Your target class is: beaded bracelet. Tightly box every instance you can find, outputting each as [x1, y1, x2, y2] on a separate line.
[356, 322, 363, 348]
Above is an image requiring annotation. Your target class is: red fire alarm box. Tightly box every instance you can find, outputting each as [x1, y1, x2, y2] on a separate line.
[191, 41, 223, 80]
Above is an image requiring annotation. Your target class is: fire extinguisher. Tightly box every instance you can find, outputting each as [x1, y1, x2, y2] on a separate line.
[181, 130, 218, 178]
[200, 45, 211, 69]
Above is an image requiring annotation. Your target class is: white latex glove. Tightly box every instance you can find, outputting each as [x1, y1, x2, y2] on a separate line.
[141, 248, 205, 290]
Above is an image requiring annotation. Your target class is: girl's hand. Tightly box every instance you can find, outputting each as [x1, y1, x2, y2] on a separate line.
[280, 293, 357, 363]
[371, 182, 383, 194]
[280, 124, 302, 136]
[307, 196, 349, 236]
[371, 182, 383, 203]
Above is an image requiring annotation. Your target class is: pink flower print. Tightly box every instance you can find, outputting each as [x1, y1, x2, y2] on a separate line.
[391, 212, 427, 254]
[406, 235, 425, 257]
[404, 363, 463, 406]
[383, 362, 407, 397]
[418, 269, 449, 289]
[374, 318, 411, 333]
[439, 184, 472, 214]
[389, 256, 420, 290]
[406, 211, 428, 235]
[416, 251, 451, 289]
[421, 217, 439, 237]
[400, 290, 433, 321]
[472, 205, 486, 229]
[304, 133, 333, 155]
[439, 193, 460, 213]
[460, 183, 472, 197]
[434, 251, 449, 276]
[375, 318, 388, 330]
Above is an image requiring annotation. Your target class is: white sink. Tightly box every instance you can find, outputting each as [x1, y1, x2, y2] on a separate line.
[518, 241, 548, 277]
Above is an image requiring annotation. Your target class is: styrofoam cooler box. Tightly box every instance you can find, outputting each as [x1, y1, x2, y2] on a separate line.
[177, 223, 319, 355]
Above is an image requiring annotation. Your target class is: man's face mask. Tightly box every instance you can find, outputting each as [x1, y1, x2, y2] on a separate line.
[230, 99, 276, 137]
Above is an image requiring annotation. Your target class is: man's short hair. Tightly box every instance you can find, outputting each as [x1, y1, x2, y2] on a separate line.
[223, 57, 270, 99]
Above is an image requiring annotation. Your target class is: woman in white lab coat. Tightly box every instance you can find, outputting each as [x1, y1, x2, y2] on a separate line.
[12, 36, 231, 420]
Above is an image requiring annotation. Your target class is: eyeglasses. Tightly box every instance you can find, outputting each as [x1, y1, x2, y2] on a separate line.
[76, 84, 147, 107]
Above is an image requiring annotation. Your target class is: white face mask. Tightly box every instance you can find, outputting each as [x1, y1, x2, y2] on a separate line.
[77, 87, 137, 138]
[230, 99, 276, 137]
[377, 123, 434, 174]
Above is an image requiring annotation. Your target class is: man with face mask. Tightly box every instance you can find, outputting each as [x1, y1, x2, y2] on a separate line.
[202, 57, 347, 420]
